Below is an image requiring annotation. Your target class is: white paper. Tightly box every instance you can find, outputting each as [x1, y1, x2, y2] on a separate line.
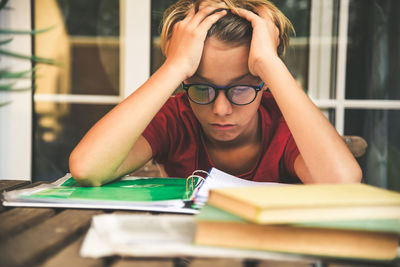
[195, 168, 282, 205]
[80, 213, 317, 263]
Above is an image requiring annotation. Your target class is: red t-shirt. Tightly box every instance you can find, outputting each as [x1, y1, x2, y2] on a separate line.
[142, 91, 301, 183]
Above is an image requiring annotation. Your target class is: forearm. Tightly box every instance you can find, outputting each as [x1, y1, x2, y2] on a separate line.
[69, 63, 184, 185]
[255, 56, 362, 183]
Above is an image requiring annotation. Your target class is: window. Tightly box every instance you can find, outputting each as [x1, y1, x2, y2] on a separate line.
[343, 0, 400, 189]
[32, 0, 150, 181]
[308, 0, 400, 190]
[33, 0, 121, 180]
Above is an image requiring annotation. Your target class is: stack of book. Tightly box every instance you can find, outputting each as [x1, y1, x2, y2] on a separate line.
[194, 183, 400, 261]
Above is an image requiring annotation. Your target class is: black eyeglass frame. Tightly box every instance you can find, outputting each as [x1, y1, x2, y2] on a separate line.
[181, 81, 266, 105]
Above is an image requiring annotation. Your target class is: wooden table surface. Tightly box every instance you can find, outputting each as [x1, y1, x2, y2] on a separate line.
[0, 180, 398, 267]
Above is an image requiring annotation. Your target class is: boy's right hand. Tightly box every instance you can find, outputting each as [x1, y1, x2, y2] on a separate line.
[164, 5, 227, 80]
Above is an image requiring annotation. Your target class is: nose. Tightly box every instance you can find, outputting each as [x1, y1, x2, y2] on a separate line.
[212, 91, 232, 116]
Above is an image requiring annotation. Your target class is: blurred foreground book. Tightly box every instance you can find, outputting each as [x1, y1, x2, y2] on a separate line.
[195, 205, 400, 260]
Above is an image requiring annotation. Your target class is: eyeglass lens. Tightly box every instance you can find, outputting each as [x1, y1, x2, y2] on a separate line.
[188, 85, 257, 105]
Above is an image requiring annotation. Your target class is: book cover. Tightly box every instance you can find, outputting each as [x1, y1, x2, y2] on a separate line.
[207, 183, 400, 223]
[194, 205, 400, 260]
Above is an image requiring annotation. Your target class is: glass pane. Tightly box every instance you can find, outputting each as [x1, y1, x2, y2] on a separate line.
[274, 0, 310, 91]
[344, 109, 400, 191]
[345, 0, 400, 100]
[33, 103, 115, 181]
[34, 0, 120, 95]
[150, 0, 310, 90]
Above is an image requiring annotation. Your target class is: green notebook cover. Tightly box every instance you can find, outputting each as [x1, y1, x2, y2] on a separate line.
[22, 176, 194, 202]
[196, 204, 400, 234]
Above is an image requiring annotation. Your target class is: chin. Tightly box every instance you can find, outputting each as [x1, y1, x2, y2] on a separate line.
[209, 132, 239, 143]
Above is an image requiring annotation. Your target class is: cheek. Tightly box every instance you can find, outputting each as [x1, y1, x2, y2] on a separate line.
[189, 102, 210, 123]
[237, 95, 262, 119]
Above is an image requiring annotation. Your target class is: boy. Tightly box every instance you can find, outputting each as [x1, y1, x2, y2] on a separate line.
[69, 0, 362, 186]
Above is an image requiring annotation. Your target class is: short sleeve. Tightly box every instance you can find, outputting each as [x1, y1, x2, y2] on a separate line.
[142, 106, 172, 163]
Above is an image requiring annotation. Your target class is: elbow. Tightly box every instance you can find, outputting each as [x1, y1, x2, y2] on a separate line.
[331, 162, 363, 184]
[352, 164, 363, 183]
[69, 151, 103, 187]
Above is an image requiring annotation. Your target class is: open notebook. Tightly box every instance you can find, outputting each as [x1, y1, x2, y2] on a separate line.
[2, 168, 280, 214]
[192, 168, 281, 207]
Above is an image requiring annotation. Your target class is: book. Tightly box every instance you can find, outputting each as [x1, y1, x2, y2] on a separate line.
[194, 205, 400, 260]
[2, 174, 200, 214]
[207, 183, 400, 223]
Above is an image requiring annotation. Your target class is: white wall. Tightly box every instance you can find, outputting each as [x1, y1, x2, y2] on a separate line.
[0, 0, 32, 180]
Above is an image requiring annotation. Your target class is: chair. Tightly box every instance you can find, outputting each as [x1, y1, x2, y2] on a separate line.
[341, 135, 368, 158]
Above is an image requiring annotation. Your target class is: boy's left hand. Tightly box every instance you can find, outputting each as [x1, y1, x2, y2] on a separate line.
[233, 7, 280, 77]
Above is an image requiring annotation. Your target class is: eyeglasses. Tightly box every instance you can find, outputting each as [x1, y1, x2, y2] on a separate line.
[182, 81, 265, 105]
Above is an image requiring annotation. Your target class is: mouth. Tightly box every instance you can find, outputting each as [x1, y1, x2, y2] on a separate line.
[210, 123, 236, 130]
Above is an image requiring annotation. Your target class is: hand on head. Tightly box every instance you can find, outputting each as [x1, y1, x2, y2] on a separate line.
[164, 5, 227, 80]
[163, 0, 286, 82]
[232, 7, 280, 77]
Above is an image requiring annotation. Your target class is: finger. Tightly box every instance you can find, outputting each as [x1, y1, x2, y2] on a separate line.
[197, 9, 227, 33]
[233, 8, 280, 50]
[189, 5, 224, 26]
[235, 8, 279, 36]
[254, 6, 273, 20]
[254, 7, 280, 44]
[181, 5, 196, 22]
[233, 8, 264, 27]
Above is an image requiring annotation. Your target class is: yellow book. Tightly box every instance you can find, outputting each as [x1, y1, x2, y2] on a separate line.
[195, 205, 400, 260]
[207, 183, 400, 224]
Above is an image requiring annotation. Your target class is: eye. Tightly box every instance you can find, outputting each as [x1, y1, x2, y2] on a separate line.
[188, 85, 216, 103]
[192, 85, 212, 92]
[230, 86, 252, 94]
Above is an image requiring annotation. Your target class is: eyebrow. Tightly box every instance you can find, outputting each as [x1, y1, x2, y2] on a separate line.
[193, 72, 253, 84]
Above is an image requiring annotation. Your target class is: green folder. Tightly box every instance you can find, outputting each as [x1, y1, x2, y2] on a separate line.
[26, 176, 192, 202]
[2, 174, 201, 214]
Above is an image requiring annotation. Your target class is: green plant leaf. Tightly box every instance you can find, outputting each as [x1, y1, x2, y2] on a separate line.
[0, 0, 10, 10]
[2, 87, 32, 91]
[0, 101, 12, 107]
[0, 37, 13, 45]
[0, 25, 56, 35]
[0, 49, 62, 65]
[0, 82, 15, 90]
[0, 83, 32, 91]
[0, 68, 36, 79]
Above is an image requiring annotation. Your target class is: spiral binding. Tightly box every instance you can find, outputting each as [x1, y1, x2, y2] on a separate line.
[185, 170, 209, 200]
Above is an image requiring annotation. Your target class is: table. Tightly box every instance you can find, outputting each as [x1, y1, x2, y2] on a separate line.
[0, 180, 398, 267]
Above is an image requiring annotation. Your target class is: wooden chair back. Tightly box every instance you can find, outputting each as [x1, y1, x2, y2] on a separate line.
[342, 136, 368, 158]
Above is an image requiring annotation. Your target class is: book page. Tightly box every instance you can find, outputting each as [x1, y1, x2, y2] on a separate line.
[195, 168, 282, 205]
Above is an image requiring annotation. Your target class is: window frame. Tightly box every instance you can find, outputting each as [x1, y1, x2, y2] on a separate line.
[0, 0, 32, 180]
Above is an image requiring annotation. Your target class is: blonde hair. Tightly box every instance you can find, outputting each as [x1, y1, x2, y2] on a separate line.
[161, 0, 294, 57]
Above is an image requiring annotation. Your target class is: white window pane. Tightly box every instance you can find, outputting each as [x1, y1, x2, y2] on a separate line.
[34, 0, 120, 95]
